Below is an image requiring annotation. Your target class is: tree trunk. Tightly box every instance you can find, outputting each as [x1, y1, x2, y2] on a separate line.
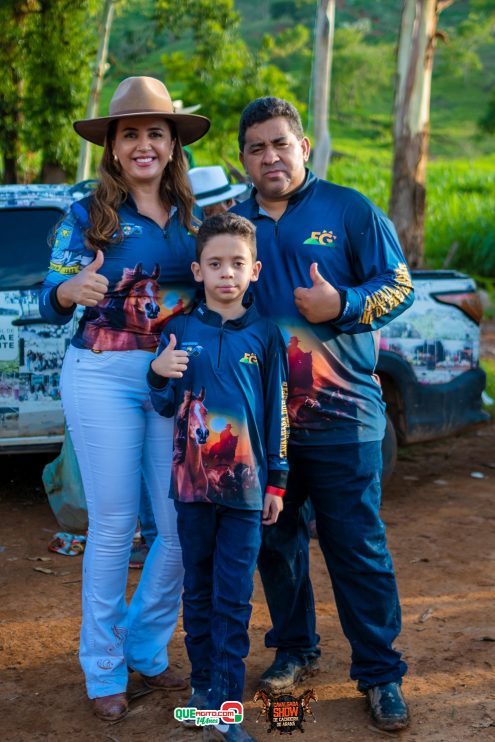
[77, 0, 115, 182]
[312, 0, 335, 179]
[40, 162, 67, 184]
[1, 63, 23, 184]
[389, 0, 450, 268]
[2, 113, 21, 184]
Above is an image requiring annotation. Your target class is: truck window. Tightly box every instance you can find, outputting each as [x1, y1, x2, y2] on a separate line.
[0, 207, 64, 288]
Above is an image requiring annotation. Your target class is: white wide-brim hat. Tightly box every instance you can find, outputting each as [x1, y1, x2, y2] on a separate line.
[73, 76, 210, 146]
[188, 166, 249, 207]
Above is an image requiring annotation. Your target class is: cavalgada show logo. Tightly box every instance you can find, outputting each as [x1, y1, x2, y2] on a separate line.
[254, 688, 317, 734]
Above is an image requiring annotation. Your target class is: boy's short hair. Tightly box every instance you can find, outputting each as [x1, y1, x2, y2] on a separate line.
[196, 213, 257, 261]
[238, 97, 304, 151]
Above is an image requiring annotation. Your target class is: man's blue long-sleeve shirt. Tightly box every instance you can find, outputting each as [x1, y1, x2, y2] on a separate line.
[232, 170, 414, 444]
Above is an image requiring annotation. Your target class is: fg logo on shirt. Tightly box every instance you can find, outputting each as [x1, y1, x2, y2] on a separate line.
[303, 230, 337, 246]
[240, 353, 258, 365]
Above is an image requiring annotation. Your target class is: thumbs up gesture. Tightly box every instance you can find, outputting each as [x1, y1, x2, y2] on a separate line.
[151, 334, 190, 379]
[56, 249, 109, 308]
[293, 262, 342, 323]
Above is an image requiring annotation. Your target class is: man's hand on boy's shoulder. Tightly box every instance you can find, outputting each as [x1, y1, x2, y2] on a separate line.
[262, 492, 284, 526]
[151, 333, 190, 379]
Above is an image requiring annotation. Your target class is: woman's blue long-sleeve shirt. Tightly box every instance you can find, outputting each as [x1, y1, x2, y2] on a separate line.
[38, 195, 198, 351]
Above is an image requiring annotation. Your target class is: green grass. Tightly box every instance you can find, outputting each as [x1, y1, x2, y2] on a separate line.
[481, 359, 495, 417]
[425, 157, 495, 275]
[323, 144, 495, 277]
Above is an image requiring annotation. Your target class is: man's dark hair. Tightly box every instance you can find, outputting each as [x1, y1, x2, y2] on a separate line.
[196, 212, 257, 260]
[238, 97, 304, 151]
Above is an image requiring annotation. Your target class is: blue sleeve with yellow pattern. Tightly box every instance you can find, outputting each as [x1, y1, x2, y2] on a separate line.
[263, 322, 289, 487]
[332, 206, 414, 334]
[39, 204, 94, 324]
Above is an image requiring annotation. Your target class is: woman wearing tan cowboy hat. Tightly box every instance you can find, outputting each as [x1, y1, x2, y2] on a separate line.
[39, 76, 210, 721]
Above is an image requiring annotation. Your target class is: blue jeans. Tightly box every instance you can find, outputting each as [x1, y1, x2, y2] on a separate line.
[257, 440, 407, 689]
[61, 346, 183, 698]
[139, 477, 158, 548]
[175, 502, 262, 707]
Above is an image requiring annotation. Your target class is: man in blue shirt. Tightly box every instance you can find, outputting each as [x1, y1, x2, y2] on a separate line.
[232, 97, 413, 732]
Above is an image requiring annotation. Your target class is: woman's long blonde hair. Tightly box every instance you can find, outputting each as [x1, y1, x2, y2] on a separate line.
[85, 119, 197, 252]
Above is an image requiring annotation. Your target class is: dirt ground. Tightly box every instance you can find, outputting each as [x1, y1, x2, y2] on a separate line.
[1, 325, 494, 742]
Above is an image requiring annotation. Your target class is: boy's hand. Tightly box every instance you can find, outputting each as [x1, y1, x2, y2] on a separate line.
[262, 493, 284, 525]
[151, 334, 189, 378]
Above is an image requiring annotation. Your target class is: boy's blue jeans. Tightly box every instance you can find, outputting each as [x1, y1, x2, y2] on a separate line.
[258, 440, 407, 690]
[175, 502, 262, 708]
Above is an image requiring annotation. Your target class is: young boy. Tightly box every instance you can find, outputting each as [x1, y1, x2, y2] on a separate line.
[147, 213, 289, 742]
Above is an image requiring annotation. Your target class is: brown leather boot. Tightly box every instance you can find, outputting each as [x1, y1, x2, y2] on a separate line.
[141, 667, 188, 691]
[92, 692, 128, 721]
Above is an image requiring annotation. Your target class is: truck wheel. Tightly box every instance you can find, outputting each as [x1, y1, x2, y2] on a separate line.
[381, 413, 398, 488]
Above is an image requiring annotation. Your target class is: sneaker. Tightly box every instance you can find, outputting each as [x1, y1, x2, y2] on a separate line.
[365, 681, 410, 731]
[181, 687, 209, 727]
[202, 723, 257, 742]
[258, 652, 320, 693]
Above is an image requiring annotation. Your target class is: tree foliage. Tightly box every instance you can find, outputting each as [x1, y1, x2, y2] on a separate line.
[270, 0, 315, 23]
[0, 0, 99, 183]
[0, 1, 34, 183]
[332, 22, 394, 115]
[156, 0, 303, 160]
[435, 11, 495, 80]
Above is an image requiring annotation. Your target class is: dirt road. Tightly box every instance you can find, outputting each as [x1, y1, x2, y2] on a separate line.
[1, 331, 494, 741]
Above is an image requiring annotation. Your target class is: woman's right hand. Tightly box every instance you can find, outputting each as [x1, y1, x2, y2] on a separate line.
[56, 249, 109, 308]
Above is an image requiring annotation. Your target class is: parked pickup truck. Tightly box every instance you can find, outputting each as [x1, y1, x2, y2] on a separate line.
[378, 270, 487, 478]
[0, 182, 94, 453]
[0, 184, 488, 477]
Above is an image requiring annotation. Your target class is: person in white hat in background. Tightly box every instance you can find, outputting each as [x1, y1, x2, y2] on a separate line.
[39, 76, 210, 722]
[188, 165, 249, 218]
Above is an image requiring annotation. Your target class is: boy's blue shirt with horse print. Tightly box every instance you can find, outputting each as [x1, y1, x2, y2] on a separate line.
[231, 169, 414, 445]
[39, 194, 198, 351]
[148, 299, 289, 510]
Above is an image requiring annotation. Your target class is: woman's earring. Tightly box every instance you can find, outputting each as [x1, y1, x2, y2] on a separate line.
[113, 154, 119, 164]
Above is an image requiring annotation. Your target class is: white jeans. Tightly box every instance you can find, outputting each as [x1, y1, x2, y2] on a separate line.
[61, 345, 183, 698]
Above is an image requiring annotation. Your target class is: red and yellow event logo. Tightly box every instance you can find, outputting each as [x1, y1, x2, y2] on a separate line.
[303, 230, 337, 246]
[254, 688, 317, 734]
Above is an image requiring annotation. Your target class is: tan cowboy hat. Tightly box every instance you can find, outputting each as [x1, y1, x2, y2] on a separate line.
[73, 76, 210, 146]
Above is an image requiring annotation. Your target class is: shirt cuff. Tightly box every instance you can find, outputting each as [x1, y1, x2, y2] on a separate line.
[50, 285, 76, 315]
[147, 364, 169, 389]
[267, 469, 288, 490]
[265, 485, 286, 498]
[334, 289, 347, 321]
